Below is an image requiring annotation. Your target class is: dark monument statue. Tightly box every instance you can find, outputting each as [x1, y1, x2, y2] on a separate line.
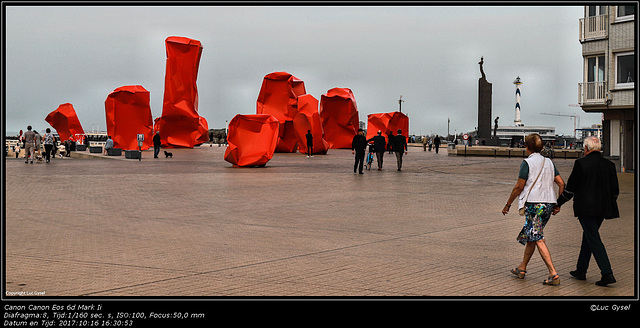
[477, 57, 492, 142]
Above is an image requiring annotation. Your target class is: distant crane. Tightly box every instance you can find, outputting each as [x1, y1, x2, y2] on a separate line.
[540, 112, 580, 138]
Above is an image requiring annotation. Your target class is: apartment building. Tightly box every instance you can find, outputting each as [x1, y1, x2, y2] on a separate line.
[579, 5, 635, 172]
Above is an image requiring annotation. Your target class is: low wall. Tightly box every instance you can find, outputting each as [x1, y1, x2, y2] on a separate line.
[446, 145, 583, 159]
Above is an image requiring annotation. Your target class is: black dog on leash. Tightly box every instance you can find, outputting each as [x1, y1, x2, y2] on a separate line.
[164, 151, 173, 158]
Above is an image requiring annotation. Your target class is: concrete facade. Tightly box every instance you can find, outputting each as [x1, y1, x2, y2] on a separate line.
[579, 5, 635, 172]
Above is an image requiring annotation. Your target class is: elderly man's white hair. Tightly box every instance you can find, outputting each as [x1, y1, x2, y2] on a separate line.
[583, 136, 602, 152]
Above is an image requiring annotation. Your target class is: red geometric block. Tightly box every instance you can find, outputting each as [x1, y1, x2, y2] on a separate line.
[224, 114, 280, 167]
[293, 94, 329, 155]
[256, 72, 306, 153]
[366, 111, 409, 146]
[319, 87, 360, 149]
[155, 36, 208, 148]
[105, 85, 154, 150]
[45, 103, 85, 142]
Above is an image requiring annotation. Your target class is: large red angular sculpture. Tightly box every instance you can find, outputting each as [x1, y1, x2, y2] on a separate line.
[366, 111, 409, 145]
[154, 36, 209, 148]
[45, 103, 85, 142]
[319, 87, 360, 149]
[104, 85, 154, 150]
[224, 114, 280, 167]
[256, 72, 306, 153]
[293, 94, 329, 155]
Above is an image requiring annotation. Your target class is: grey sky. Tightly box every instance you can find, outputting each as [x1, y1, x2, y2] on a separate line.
[4, 4, 602, 137]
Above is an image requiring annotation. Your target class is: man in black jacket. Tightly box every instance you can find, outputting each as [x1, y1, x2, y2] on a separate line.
[392, 129, 407, 171]
[153, 131, 161, 158]
[554, 136, 619, 286]
[305, 130, 313, 158]
[367, 130, 386, 170]
[351, 129, 367, 174]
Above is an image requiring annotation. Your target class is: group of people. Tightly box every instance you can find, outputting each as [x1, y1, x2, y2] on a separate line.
[502, 133, 619, 287]
[19, 125, 58, 163]
[351, 129, 408, 174]
[421, 135, 442, 153]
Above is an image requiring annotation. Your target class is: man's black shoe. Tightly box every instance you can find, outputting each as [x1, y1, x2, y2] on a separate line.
[569, 270, 586, 280]
[595, 273, 616, 286]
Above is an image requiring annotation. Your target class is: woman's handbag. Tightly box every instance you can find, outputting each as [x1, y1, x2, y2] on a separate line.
[519, 158, 545, 216]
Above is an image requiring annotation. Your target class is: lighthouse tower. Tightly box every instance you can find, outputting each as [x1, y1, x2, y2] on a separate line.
[514, 76, 523, 126]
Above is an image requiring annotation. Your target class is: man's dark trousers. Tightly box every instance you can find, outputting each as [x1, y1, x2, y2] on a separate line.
[576, 216, 612, 275]
[354, 150, 365, 173]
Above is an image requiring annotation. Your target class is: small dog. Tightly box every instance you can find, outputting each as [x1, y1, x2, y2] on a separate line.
[164, 151, 173, 158]
[35, 154, 44, 163]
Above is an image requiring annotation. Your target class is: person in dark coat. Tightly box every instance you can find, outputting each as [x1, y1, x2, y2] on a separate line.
[434, 135, 441, 154]
[351, 128, 367, 174]
[387, 131, 394, 154]
[367, 130, 386, 170]
[153, 131, 161, 158]
[305, 130, 313, 157]
[392, 129, 407, 171]
[554, 136, 619, 286]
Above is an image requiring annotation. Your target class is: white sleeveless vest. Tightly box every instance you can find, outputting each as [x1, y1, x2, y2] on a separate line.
[518, 153, 556, 209]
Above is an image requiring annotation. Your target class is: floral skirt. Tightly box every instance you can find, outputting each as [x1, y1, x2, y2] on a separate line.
[517, 203, 555, 245]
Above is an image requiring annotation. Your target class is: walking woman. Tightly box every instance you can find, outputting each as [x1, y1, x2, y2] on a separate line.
[43, 128, 54, 163]
[502, 133, 565, 285]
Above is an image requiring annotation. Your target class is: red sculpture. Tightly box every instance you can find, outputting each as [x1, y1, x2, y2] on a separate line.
[256, 72, 307, 152]
[224, 114, 280, 167]
[45, 103, 85, 143]
[319, 87, 360, 149]
[293, 94, 329, 155]
[104, 85, 154, 150]
[154, 36, 209, 148]
[366, 111, 409, 145]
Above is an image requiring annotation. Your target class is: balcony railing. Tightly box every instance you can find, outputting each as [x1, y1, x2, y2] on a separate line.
[579, 81, 608, 105]
[579, 14, 608, 41]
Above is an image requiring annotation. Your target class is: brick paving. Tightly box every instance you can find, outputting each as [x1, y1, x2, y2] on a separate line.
[3, 144, 636, 298]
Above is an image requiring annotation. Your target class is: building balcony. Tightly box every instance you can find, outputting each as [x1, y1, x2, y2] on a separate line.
[579, 15, 608, 41]
[579, 81, 608, 105]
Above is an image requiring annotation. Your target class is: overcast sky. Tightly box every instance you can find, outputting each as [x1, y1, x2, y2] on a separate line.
[4, 4, 602, 137]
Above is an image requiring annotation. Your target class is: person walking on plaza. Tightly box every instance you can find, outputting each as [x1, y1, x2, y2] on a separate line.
[392, 129, 407, 171]
[387, 131, 394, 154]
[351, 128, 367, 174]
[64, 137, 73, 157]
[14, 142, 20, 158]
[433, 135, 440, 154]
[34, 130, 42, 161]
[23, 125, 36, 164]
[153, 131, 161, 158]
[367, 130, 386, 170]
[502, 133, 565, 286]
[422, 135, 427, 151]
[43, 128, 54, 163]
[554, 136, 619, 286]
[305, 130, 313, 158]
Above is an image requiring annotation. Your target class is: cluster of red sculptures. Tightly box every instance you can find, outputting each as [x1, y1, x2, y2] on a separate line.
[44, 36, 408, 166]
[46, 36, 208, 151]
[224, 72, 366, 167]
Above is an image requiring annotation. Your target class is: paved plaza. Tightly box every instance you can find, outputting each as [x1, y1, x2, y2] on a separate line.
[4, 144, 636, 300]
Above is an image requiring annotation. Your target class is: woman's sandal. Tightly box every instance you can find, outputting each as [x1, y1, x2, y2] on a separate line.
[510, 268, 527, 279]
[543, 274, 560, 286]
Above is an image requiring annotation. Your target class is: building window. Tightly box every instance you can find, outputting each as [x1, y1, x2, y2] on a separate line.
[617, 5, 635, 17]
[588, 6, 607, 16]
[587, 56, 606, 82]
[615, 52, 635, 88]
